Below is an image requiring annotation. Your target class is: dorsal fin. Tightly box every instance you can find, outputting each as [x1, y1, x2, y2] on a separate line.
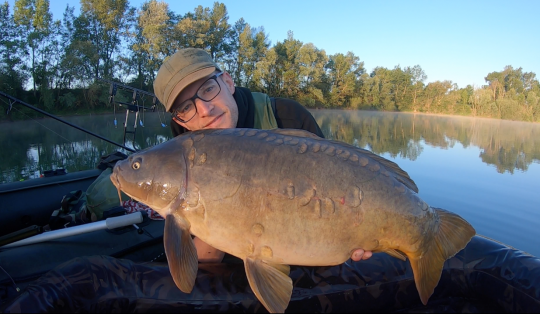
[270, 128, 322, 139]
[351, 146, 419, 193]
[314, 136, 419, 193]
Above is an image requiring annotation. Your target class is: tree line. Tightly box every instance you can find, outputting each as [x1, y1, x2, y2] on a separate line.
[1, 0, 539, 122]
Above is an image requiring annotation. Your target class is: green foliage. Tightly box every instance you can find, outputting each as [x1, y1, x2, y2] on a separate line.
[13, 0, 53, 97]
[129, 0, 178, 86]
[71, 0, 134, 80]
[226, 18, 269, 90]
[0, 1, 538, 124]
[59, 92, 76, 108]
[176, 2, 234, 61]
[0, 2, 27, 97]
[326, 52, 364, 107]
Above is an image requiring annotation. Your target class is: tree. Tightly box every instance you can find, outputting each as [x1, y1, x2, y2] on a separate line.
[523, 72, 539, 92]
[367, 67, 394, 110]
[225, 18, 247, 85]
[326, 51, 364, 106]
[389, 66, 413, 111]
[13, 0, 53, 97]
[227, 19, 269, 89]
[422, 80, 452, 113]
[503, 66, 524, 94]
[525, 91, 540, 121]
[176, 2, 234, 62]
[52, 5, 80, 90]
[130, 0, 177, 87]
[459, 85, 474, 105]
[254, 47, 280, 95]
[70, 0, 134, 82]
[272, 31, 303, 99]
[485, 71, 505, 101]
[482, 66, 540, 120]
[0, 2, 27, 97]
[484, 66, 527, 101]
[405, 65, 426, 111]
[297, 43, 327, 106]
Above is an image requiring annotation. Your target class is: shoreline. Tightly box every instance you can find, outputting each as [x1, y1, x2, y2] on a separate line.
[308, 108, 540, 124]
[2, 107, 538, 125]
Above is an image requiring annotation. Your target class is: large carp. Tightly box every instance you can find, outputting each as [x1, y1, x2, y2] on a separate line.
[111, 128, 475, 313]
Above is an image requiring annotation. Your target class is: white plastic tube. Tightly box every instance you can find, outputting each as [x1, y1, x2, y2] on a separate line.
[1, 212, 143, 248]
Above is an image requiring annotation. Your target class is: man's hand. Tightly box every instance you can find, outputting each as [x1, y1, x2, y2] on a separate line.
[351, 248, 373, 261]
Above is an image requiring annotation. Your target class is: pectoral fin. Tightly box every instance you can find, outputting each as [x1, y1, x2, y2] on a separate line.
[244, 257, 293, 313]
[164, 214, 198, 294]
[385, 248, 407, 261]
[265, 261, 290, 277]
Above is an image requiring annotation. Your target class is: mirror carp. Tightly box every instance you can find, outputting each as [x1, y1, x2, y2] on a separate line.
[111, 128, 475, 313]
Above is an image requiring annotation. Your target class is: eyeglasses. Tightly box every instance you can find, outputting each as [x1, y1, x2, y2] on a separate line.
[172, 72, 223, 123]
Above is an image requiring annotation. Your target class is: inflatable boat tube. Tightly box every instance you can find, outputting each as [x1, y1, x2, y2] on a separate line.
[1, 235, 539, 313]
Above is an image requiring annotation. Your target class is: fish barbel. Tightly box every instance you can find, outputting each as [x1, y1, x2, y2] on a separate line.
[110, 128, 475, 313]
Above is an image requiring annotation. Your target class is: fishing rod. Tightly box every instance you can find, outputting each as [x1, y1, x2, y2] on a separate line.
[0, 91, 136, 153]
[97, 77, 167, 128]
[97, 77, 167, 149]
[96, 77, 159, 99]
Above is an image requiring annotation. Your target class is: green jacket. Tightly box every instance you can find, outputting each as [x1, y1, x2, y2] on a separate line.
[251, 92, 278, 130]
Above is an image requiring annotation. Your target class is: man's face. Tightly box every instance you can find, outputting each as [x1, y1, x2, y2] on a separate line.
[171, 71, 238, 130]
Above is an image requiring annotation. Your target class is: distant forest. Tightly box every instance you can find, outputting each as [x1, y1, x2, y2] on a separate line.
[1, 0, 539, 122]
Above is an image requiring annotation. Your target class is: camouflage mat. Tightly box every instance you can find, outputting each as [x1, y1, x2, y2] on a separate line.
[1, 235, 539, 313]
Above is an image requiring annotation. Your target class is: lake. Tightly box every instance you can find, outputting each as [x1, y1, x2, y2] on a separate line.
[1, 110, 539, 257]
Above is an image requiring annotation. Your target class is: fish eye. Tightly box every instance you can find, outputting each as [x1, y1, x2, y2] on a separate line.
[132, 161, 141, 170]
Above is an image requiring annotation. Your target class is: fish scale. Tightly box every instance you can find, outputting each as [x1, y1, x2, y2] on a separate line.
[111, 128, 475, 313]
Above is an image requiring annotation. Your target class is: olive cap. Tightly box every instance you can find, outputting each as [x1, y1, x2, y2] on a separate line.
[154, 48, 221, 112]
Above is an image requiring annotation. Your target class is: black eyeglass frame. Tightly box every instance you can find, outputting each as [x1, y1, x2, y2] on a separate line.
[172, 72, 224, 123]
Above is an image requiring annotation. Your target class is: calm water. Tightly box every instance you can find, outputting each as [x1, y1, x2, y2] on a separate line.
[1, 110, 539, 257]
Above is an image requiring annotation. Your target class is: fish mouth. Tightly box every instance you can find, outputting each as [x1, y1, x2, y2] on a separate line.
[110, 171, 121, 189]
[110, 171, 125, 207]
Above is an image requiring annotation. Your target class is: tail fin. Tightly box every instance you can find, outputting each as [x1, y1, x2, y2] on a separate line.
[408, 207, 476, 305]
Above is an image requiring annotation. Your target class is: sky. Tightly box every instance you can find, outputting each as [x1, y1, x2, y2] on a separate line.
[7, 0, 540, 88]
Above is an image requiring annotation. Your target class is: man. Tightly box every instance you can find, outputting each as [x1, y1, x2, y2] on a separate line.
[154, 48, 372, 263]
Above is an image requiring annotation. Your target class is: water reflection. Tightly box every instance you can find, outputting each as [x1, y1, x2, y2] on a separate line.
[312, 110, 540, 174]
[2, 111, 540, 183]
[0, 113, 173, 183]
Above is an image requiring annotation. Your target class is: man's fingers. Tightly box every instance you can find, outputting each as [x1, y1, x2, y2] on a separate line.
[351, 249, 365, 262]
[351, 249, 373, 261]
[361, 250, 373, 260]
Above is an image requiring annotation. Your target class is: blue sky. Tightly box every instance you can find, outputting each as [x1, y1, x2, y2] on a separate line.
[8, 0, 540, 88]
